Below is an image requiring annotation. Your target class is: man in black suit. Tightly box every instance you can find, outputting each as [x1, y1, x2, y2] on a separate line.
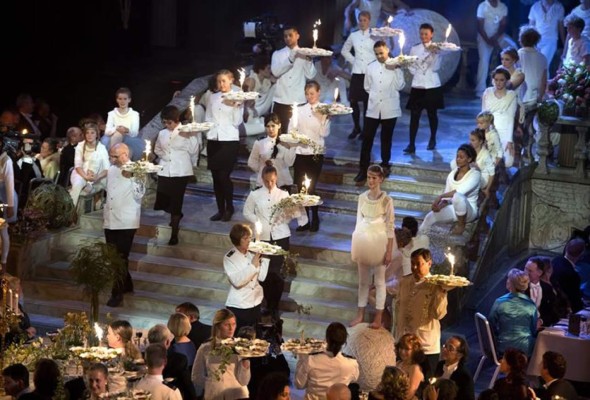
[2, 363, 32, 399]
[175, 302, 211, 351]
[147, 324, 196, 400]
[536, 351, 578, 400]
[525, 257, 559, 327]
[15, 93, 42, 137]
[551, 238, 585, 313]
[434, 335, 475, 400]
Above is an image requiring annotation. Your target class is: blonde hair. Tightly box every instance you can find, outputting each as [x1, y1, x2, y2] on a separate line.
[211, 309, 236, 348]
[477, 111, 494, 126]
[507, 268, 530, 293]
[167, 313, 191, 338]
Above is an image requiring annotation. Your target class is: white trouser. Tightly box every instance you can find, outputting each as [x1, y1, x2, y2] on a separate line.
[476, 34, 517, 95]
[538, 37, 557, 75]
[69, 171, 105, 206]
[357, 263, 386, 310]
[419, 192, 477, 233]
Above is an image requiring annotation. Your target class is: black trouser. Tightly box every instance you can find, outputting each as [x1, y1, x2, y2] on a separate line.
[211, 168, 234, 214]
[104, 228, 137, 297]
[349, 73, 369, 132]
[227, 304, 261, 333]
[294, 154, 323, 221]
[359, 117, 397, 171]
[261, 236, 289, 314]
[273, 102, 294, 133]
[409, 108, 438, 146]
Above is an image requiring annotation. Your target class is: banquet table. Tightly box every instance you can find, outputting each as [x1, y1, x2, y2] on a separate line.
[527, 309, 590, 382]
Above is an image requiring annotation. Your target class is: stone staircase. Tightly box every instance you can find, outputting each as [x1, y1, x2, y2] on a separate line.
[22, 138, 450, 339]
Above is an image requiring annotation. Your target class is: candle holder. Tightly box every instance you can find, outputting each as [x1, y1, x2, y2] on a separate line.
[1, 275, 22, 373]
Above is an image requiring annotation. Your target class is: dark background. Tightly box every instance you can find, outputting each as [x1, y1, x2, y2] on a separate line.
[1, 0, 580, 134]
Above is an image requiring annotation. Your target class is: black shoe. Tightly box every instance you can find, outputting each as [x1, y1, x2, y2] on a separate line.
[107, 295, 123, 308]
[168, 235, 179, 245]
[427, 139, 436, 150]
[296, 223, 310, 232]
[403, 145, 416, 154]
[124, 281, 134, 294]
[357, 133, 365, 141]
[347, 129, 361, 139]
[354, 172, 367, 183]
[221, 209, 233, 222]
[310, 218, 320, 232]
[210, 212, 223, 221]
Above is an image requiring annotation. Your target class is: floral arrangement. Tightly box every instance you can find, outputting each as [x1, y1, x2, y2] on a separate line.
[122, 160, 163, 175]
[385, 55, 418, 68]
[269, 194, 321, 224]
[74, 346, 123, 362]
[547, 61, 590, 117]
[59, 312, 93, 346]
[314, 103, 353, 116]
[4, 337, 45, 370]
[279, 131, 325, 156]
[425, 42, 461, 52]
[537, 99, 560, 126]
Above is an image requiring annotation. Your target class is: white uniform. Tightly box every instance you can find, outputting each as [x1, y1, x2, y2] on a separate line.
[364, 59, 405, 119]
[271, 46, 316, 105]
[154, 124, 200, 177]
[295, 351, 360, 400]
[205, 92, 244, 141]
[341, 29, 376, 74]
[408, 42, 442, 89]
[223, 248, 269, 309]
[103, 166, 142, 230]
[247, 137, 296, 188]
[288, 103, 331, 155]
[135, 375, 182, 400]
[104, 107, 140, 148]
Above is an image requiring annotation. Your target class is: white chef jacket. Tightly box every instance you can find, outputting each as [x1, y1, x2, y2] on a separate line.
[224, 248, 269, 309]
[364, 59, 405, 119]
[205, 91, 243, 141]
[288, 103, 331, 156]
[477, 0, 508, 37]
[103, 165, 142, 230]
[105, 108, 140, 137]
[135, 375, 182, 400]
[247, 137, 296, 187]
[295, 351, 360, 400]
[271, 45, 316, 105]
[155, 125, 200, 177]
[341, 28, 376, 74]
[243, 186, 307, 241]
[408, 42, 442, 89]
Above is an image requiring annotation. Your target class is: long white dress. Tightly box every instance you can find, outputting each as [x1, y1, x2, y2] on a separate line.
[482, 88, 517, 167]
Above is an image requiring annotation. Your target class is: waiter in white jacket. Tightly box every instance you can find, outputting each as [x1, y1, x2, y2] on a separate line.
[341, 10, 376, 139]
[271, 26, 316, 132]
[354, 40, 405, 183]
[104, 143, 143, 307]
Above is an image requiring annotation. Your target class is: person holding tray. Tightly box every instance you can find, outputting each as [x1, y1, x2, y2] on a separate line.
[224, 223, 270, 331]
[243, 161, 308, 320]
[350, 164, 397, 329]
[288, 80, 330, 232]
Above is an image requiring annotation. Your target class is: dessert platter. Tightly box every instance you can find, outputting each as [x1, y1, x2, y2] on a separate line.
[385, 55, 419, 68]
[248, 241, 289, 256]
[179, 122, 216, 132]
[424, 274, 472, 287]
[296, 47, 333, 57]
[314, 103, 353, 115]
[426, 42, 461, 53]
[223, 91, 260, 101]
[121, 160, 163, 174]
[278, 132, 324, 154]
[220, 338, 270, 357]
[287, 193, 322, 207]
[281, 338, 327, 354]
[370, 26, 403, 37]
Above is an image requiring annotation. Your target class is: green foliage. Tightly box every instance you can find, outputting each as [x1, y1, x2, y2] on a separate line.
[537, 100, 560, 126]
[25, 183, 75, 229]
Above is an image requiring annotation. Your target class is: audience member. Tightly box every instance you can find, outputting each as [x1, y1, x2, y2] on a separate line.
[255, 371, 291, 400]
[167, 313, 197, 369]
[434, 336, 475, 400]
[528, 0, 565, 73]
[107, 320, 142, 360]
[33, 99, 58, 140]
[396, 333, 427, 399]
[15, 93, 42, 137]
[136, 344, 182, 400]
[551, 238, 585, 313]
[58, 126, 82, 187]
[86, 363, 109, 400]
[499, 47, 525, 91]
[567, 0, 590, 38]
[368, 366, 409, 400]
[536, 351, 578, 400]
[103, 87, 140, 149]
[313, 55, 350, 106]
[0, 109, 18, 133]
[489, 268, 538, 356]
[24, 358, 61, 400]
[295, 322, 360, 399]
[175, 302, 211, 351]
[524, 257, 559, 327]
[492, 348, 532, 400]
[2, 364, 32, 400]
[563, 14, 590, 65]
[423, 379, 458, 400]
[38, 138, 60, 181]
[326, 383, 351, 400]
[243, 55, 276, 122]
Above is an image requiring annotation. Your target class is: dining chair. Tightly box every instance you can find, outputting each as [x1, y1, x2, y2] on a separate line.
[474, 312, 502, 388]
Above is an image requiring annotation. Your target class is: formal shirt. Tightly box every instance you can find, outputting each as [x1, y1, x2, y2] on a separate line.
[205, 91, 243, 141]
[488, 292, 538, 355]
[105, 107, 140, 137]
[396, 275, 448, 354]
[18, 112, 42, 136]
[247, 136, 296, 187]
[408, 42, 442, 89]
[154, 125, 200, 177]
[477, 0, 509, 38]
[224, 247, 269, 309]
[243, 186, 307, 241]
[341, 28, 376, 74]
[541, 378, 579, 400]
[441, 361, 459, 379]
[570, 5, 590, 38]
[518, 47, 547, 105]
[295, 351, 360, 400]
[103, 165, 142, 230]
[364, 59, 405, 119]
[192, 341, 251, 400]
[529, 1, 565, 41]
[135, 374, 182, 400]
[551, 256, 584, 312]
[434, 361, 475, 400]
[565, 36, 590, 65]
[289, 103, 331, 155]
[529, 282, 542, 308]
[271, 45, 316, 105]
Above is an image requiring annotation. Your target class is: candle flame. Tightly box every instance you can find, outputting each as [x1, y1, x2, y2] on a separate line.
[398, 31, 405, 55]
[303, 174, 311, 191]
[238, 68, 246, 90]
[313, 29, 318, 46]
[291, 103, 298, 130]
[334, 87, 339, 103]
[445, 24, 452, 41]
[445, 247, 455, 275]
[189, 95, 195, 124]
[94, 322, 104, 341]
[22, 129, 28, 135]
[144, 140, 151, 156]
[387, 15, 393, 25]
[255, 220, 262, 236]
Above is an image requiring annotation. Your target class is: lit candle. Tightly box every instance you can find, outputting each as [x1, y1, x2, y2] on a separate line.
[254, 220, 262, 242]
[14, 293, 19, 315]
[238, 68, 246, 91]
[291, 103, 298, 130]
[445, 247, 455, 276]
[302, 174, 311, 195]
[333, 86, 339, 103]
[144, 140, 151, 161]
[387, 15, 393, 25]
[445, 24, 452, 42]
[189, 95, 195, 124]
[22, 129, 28, 135]
[312, 19, 321, 48]
[8, 289, 12, 311]
[398, 31, 405, 56]
[94, 322, 104, 343]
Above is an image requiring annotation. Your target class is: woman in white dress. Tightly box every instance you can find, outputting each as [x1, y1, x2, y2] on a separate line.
[450, 129, 495, 198]
[69, 123, 109, 207]
[420, 144, 481, 235]
[482, 67, 518, 168]
[499, 47, 525, 91]
[192, 309, 251, 400]
[350, 164, 397, 329]
[247, 113, 296, 191]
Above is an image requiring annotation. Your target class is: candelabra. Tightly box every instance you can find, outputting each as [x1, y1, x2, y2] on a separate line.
[1, 274, 21, 382]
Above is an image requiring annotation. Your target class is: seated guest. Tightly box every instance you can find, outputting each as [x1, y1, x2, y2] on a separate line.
[2, 363, 32, 400]
[107, 320, 142, 360]
[423, 379, 458, 400]
[551, 238, 585, 313]
[175, 302, 211, 351]
[147, 324, 196, 400]
[167, 313, 197, 369]
[136, 344, 182, 400]
[326, 383, 351, 400]
[489, 268, 538, 356]
[15, 93, 42, 137]
[58, 126, 82, 187]
[37, 138, 60, 181]
[24, 358, 61, 400]
[295, 322, 359, 399]
[369, 366, 409, 400]
[396, 333, 427, 400]
[492, 348, 532, 400]
[86, 363, 109, 400]
[524, 257, 559, 327]
[434, 336, 475, 400]
[536, 351, 578, 400]
[255, 371, 291, 400]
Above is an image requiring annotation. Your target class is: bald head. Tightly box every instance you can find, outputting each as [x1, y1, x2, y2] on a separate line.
[110, 143, 130, 166]
[326, 383, 351, 400]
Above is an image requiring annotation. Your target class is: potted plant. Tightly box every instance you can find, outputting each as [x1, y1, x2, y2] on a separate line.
[69, 240, 127, 323]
